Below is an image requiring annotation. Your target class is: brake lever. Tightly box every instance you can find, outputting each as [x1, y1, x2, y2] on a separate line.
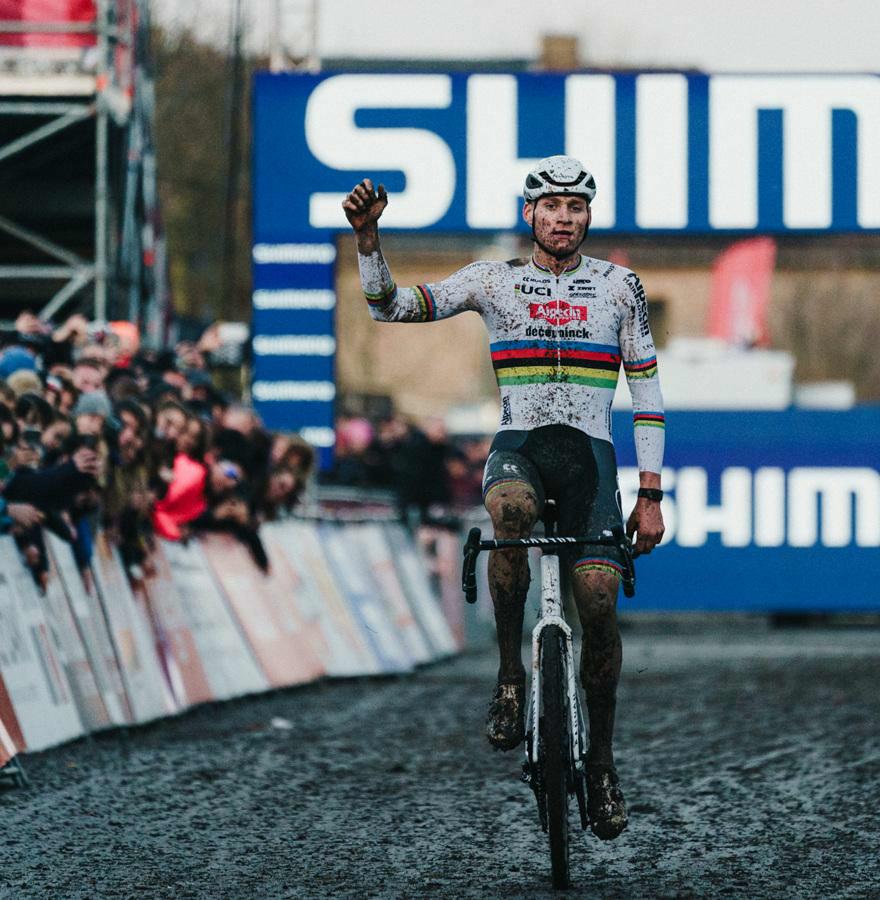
[462, 526, 482, 604]
[610, 525, 637, 599]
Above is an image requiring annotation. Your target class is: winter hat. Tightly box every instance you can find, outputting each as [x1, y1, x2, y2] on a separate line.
[72, 389, 113, 419]
[0, 346, 37, 379]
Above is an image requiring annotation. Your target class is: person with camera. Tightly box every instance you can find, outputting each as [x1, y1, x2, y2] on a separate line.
[2, 413, 99, 583]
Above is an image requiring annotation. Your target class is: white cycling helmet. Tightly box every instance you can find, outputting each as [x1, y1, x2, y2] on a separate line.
[523, 155, 597, 203]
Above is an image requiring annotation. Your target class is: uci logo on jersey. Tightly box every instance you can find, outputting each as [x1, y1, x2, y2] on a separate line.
[516, 283, 552, 297]
[529, 300, 588, 327]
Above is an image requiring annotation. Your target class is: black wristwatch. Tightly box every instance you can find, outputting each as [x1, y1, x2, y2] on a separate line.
[637, 488, 664, 502]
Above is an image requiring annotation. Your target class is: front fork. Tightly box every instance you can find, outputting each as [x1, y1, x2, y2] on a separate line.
[523, 554, 588, 782]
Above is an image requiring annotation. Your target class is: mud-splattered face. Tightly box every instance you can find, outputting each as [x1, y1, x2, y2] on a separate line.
[523, 195, 591, 259]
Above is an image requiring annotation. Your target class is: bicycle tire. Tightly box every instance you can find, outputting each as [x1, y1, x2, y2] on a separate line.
[541, 624, 570, 889]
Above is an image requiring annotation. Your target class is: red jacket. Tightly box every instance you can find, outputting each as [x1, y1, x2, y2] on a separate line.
[152, 454, 208, 541]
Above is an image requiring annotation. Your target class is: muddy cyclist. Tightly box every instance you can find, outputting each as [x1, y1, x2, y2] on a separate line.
[343, 155, 665, 841]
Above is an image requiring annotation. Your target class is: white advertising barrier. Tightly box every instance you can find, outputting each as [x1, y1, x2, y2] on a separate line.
[199, 533, 324, 688]
[347, 523, 433, 665]
[417, 527, 467, 651]
[159, 539, 268, 701]
[91, 533, 176, 723]
[42, 550, 112, 730]
[264, 521, 381, 677]
[0, 537, 83, 751]
[259, 523, 337, 675]
[46, 532, 131, 726]
[142, 541, 213, 707]
[382, 522, 458, 658]
[320, 523, 414, 674]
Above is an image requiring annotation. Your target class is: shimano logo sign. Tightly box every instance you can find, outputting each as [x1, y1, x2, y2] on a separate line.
[257, 71, 880, 236]
[620, 467, 880, 549]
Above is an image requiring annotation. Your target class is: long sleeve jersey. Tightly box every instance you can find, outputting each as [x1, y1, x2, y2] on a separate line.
[358, 249, 665, 473]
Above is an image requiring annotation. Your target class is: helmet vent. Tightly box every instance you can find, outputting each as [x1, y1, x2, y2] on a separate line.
[539, 169, 589, 188]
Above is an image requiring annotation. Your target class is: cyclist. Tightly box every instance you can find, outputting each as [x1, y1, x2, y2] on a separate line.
[343, 156, 665, 841]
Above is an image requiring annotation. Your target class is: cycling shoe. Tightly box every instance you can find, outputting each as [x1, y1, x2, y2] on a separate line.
[585, 763, 628, 840]
[486, 674, 525, 751]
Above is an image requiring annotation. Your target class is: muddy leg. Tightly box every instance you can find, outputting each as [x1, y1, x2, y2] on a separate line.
[571, 569, 622, 766]
[484, 483, 538, 681]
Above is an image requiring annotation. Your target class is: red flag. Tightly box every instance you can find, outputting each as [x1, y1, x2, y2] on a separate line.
[707, 237, 777, 347]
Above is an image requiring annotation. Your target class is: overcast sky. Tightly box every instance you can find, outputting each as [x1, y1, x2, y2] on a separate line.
[151, 0, 880, 72]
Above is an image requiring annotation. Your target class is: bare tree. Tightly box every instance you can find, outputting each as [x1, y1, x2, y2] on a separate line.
[152, 25, 255, 323]
[771, 275, 880, 401]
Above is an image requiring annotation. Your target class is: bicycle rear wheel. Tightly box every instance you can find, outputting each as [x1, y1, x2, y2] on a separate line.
[540, 624, 570, 889]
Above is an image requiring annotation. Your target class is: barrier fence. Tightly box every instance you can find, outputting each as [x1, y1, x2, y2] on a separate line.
[0, 519, 460, 772]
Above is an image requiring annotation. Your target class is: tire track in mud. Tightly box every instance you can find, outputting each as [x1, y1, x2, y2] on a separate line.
[1, 623, 879, 899]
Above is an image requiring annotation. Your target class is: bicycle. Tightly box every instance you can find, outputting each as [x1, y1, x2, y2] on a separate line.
[462, 500, 635, 889]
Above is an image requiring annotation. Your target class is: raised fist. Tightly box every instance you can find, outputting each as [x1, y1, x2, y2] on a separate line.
[342, 179, 388, 232]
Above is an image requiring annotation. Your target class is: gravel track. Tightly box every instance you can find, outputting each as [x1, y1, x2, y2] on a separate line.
[2, 621, 879, 899]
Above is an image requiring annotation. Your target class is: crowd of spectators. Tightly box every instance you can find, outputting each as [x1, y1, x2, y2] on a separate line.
[327, 413, 490, 520]
[0, 311, 314, 587]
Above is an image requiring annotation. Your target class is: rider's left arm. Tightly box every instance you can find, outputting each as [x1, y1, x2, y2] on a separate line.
[618, 270, 665, 555]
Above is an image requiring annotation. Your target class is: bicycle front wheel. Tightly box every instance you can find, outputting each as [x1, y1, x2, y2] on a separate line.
[541, 624, 570, 889]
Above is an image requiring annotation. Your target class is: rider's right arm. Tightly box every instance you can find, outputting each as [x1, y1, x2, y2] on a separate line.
[346, 179, 485, 322]
[358, 246, 486, 323]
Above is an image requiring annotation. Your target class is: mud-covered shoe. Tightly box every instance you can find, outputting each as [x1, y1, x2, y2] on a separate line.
[485, 675, 526, 751]
[585, 764, 628, 840]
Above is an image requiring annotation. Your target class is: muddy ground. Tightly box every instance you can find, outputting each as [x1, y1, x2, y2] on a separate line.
[2, 619, 879, 899]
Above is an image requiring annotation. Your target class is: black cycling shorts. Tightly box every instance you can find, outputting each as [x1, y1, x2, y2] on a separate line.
[482, 424, 626, 580]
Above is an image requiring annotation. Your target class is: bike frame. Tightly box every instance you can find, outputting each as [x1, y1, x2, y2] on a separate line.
[527, 552, 587, 770]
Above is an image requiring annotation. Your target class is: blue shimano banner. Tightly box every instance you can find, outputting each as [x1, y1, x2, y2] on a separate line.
[253, 71, 880, 238]
[611, 408, 880, 612]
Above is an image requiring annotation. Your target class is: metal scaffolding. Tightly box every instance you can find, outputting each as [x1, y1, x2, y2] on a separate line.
[0, 0, 165, 334]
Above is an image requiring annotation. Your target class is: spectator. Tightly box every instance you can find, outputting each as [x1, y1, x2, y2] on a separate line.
[175, 413, 209, 462]
[72, 359, 105, 394]
[446, 447, 483, 509]
[257, 464, 300, 521]
[41, 412, 73, 465]
[44, 371, 79, 414]
[0, 404, 20, 479]
[6, 369, 43, 398]
[191, 430, 269, 570]
[15, 392, 53, 430]
[105, 369, 142, 404]
[269, 433, 314, 503]
[331, 416, 375, 486]
[151, 446, 208, 542]
[0, 381, 15, 410]
[153, 398, 188, 444]
[104, 400, 153, 572]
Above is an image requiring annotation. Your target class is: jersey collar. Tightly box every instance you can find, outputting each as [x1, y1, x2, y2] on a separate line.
[530, 254, 584, 276]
